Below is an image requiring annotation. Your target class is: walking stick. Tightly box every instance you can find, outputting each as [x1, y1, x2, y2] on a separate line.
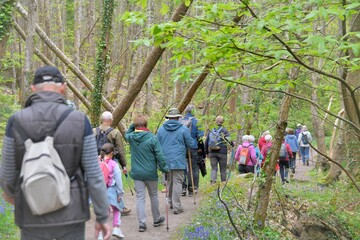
[124, 173, 134, 196]
[188, 150, 196, 205]
[165, 176, 169, 231]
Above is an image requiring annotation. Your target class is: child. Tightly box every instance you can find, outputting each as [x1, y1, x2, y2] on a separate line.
[97, 143, 125, 240]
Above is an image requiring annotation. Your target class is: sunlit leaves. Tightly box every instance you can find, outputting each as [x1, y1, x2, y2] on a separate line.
[121, 11, 146, 26]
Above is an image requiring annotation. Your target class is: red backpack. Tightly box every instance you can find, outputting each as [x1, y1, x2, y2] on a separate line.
[239, 146, 250, 165]
[99, 160, 111, 187]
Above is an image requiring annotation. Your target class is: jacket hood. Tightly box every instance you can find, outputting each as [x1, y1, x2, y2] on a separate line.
[242, 141, 251, 147]
[163, 120, 183, 131]
[25, 91, 66, 107]
[128, 130, 152, 144]
[287, 134, 296, 139]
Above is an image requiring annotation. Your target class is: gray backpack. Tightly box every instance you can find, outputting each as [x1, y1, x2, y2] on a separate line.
[15, 109, 72, 215]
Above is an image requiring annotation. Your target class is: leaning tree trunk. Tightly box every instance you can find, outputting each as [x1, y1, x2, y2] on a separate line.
[0, 0, 14, 61]
[111, 1, 193, 126]
[253, 86, 294, 228]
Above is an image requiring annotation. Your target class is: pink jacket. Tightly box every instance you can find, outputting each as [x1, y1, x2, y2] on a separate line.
[235, 141, 257, 166]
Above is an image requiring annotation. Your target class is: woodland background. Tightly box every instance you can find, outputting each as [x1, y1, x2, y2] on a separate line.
[0, 0, 359, 239]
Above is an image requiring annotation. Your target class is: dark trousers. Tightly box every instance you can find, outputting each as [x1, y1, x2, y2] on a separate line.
[182, 149, 199, 192]
[279, 160, 289, 182]
[238, 164, 255, 174]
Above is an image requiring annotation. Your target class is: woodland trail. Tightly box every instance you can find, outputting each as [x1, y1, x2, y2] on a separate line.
[85, 186, 200, 240]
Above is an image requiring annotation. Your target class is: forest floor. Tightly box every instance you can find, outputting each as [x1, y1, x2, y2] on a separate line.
[85, 154, 314, 240]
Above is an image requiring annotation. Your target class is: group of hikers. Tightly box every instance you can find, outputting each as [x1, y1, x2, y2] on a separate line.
[0, 65, 314, 240]
[235, 124, 313, 184]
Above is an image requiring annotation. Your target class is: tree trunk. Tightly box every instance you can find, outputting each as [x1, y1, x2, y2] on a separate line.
[23, 0, 37, 106]
[111, 1, 193, 126]
[73, 0, 82, 107]
[91, 0, 115, 125]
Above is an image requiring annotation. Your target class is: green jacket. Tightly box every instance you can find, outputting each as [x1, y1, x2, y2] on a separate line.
[125, 124, 169, 181]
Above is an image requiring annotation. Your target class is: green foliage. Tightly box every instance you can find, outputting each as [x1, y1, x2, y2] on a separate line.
[0, 0, 14, 41]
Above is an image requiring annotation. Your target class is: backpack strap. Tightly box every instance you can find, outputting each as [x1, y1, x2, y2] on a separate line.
[15, 108, 73, 142]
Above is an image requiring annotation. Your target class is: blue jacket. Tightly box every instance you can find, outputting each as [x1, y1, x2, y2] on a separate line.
[180, 113, 204, 149]
[157, 120, 194, 170]
[285, 134, 299, 152]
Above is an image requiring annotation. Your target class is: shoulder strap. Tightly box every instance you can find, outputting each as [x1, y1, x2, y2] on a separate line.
[104, 127, 114, 136]
[15, 108, 73, 142]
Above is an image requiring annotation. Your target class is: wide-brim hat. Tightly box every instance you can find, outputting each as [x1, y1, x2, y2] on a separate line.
[165, 108, 182, 118]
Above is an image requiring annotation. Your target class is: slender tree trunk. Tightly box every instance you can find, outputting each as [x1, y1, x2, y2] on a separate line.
[23, 0, 37, 105]
[73, 0, 82, 107]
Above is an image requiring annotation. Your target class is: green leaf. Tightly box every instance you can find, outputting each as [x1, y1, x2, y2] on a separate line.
[185, 0, 191, 7]
[345, 2, 360, 10]
[160, 3, 169, 15]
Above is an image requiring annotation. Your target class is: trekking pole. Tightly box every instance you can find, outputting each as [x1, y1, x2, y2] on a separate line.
[165, 177, 169, 231]
[124, 173, 134, 196]
[188, 150, 196, 205]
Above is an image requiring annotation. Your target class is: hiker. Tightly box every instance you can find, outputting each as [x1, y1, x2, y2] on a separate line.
[235, 135, 257, 174]
[295, 123, 302, 139]
[93, 111, 131, 216]
[298, 125, 313, 166]
[260, 134, 273, 168]
[285, 128, 299, 173]
[205, 116, 233, 184]
[279, 139, 293, 184]
[249, 135, 263, 175]
[125, 115, 169, 232]
[0, 66, 111, 240]
[97, 143, 125, 239]
[157, 108, 194, 215]
[180, 105, 204, 197]
[258, 130, 270, 151]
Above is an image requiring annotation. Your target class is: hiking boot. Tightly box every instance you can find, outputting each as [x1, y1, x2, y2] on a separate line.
[153, 216, 165, 227]
[121, 207, 131, 216]
[112, 227, 124, 238]
[174, 208, 184, 215]
[306, 160, 309, 166]
[139, 224, 147, 232]
[292, 168, 295, 174]
[188, 191, 193, 197]
[181, 188, 187, 196]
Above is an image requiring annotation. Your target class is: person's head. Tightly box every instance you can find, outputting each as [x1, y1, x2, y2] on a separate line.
[215, 116, 224, 126]
[185, 104, 195, 114]
[262, 130, 270, 137]
[101, 111, 113, 126]
[101, 143, 114, 156]
[31, 66, 66, 94]
[242, 135, 250, 142]
[287, 128, 294, 134]
[248, 135, 255, 143]
[302, 125, 308, 131]
[165, 108, 182, 120]
[297, 123, 302, 129]
[133, 114, 148, 128]
[265, 134, 272, 142]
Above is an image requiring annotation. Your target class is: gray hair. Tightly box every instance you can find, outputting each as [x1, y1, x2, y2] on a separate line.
[265, 134, 272, 141]
[101, 111, 113, 121]
[302, 125, 308, 131]
[34, 81, 63, 89]
[248, 135, 255, 143]
[185, 104, 195, 114]
[242, 135, 250, 142]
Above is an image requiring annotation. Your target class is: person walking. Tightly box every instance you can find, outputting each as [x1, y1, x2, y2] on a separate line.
[157, 108, 194, 215]
[278, 139, 293, 184]
[180, 105, 204, 197]
[97, 143, 125, 239]
[0, 66, 111, 240]
[235, 135, 257, 174]
[249, 135, 263, 175]
[298, 125, 313, 166]
[93, 111, 131, 216]
[205, 116, 232, 184]
[285, 128, 299, 173]
[125, 115, 169, 232]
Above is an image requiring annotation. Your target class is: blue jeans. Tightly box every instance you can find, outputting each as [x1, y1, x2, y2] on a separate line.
[299, 147, 310, 164]
[289, 152, 297, 169]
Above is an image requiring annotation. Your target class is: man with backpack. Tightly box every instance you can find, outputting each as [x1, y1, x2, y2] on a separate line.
[298, 125, 313, 166]
[93, 111, 131, 216]
[179, 105, 204, 197]
[0, 66, 111, 240]
[235, 135, 257, 174]
[205, 116, 233, 184]
[157, 108, 194, 215]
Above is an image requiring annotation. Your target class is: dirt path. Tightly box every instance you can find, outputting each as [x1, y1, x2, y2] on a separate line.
[85, 189, 200, 240]
[292, 148, 315, 181]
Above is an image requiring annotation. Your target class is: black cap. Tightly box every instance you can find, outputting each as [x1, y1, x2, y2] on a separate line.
[33, 66, 64, 85]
